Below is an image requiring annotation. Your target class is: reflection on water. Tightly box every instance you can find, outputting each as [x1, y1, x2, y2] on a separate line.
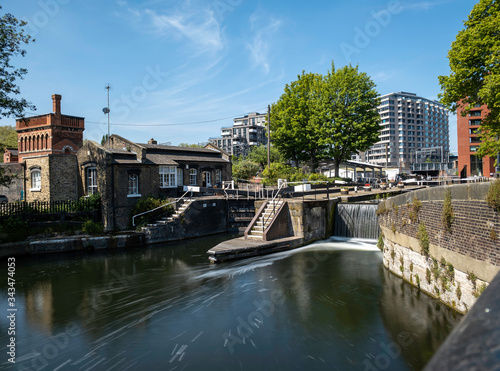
[0, 234, 460, 370]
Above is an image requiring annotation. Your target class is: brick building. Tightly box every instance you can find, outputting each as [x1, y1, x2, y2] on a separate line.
[0, 94, 84, 202]
[77, 135, 232, 230]
[457, 104, 495, 177]
[14, 94, 84, 162]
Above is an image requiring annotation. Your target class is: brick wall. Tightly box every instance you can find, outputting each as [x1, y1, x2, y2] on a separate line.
[378, 182, 499, 312]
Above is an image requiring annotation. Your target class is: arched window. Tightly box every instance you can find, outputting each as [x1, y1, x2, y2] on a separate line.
[86, 167, 97, 195]
[31, 169, 41, 191]
[128, 174, 139, 196]
[189, 169, 197, 185]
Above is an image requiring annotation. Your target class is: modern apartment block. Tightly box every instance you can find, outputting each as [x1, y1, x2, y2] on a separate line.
[208, 112, 268, 157]
[457, 104, 495, 177]
[364, 92, 449, 169]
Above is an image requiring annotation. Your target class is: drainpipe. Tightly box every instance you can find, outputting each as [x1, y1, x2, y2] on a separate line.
[111, 161, 116, 231]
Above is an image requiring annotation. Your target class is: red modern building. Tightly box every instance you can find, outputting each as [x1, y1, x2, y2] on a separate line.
[457, 103, 495, 177]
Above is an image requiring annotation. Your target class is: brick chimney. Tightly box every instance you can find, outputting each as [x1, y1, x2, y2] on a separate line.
[52, 94, 62, 114]
[148, 138, 157, 145]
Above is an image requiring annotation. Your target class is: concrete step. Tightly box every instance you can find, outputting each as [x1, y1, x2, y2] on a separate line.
[247, 234, 263, 239]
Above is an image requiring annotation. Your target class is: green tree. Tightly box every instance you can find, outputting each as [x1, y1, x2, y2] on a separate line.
[246, 144, 283, 169]
[271, 63, 379, 175]
[438, 0, 500, 159]
[319, 64, 380, 177]
[0, 125, 17, 161]
[271, 72, 325, 170]
[232, 159, 260, 180]
[0, 6, 35, 118]
[178, 143, 203, 148]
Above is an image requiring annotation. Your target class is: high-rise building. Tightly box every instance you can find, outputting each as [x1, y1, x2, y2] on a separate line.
[457, 104, 494, 177]
[208, 112, 267, 157]
[364, 92, 449, 169]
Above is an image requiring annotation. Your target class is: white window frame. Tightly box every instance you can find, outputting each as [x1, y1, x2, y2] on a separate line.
[159, 166, 176, 188]
[128, 174, 141, 197]
[177, 168, 183, 186]
[203, 171, 211, 187]
[30, 169, 41, 191]
[189, 169, 197, 185]
[87, 167, 98, 195]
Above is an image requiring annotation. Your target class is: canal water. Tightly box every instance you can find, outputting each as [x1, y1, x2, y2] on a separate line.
[0, 234, 461, 371]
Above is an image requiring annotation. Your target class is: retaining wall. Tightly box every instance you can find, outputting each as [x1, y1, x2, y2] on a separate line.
[378, 182, 499, 313]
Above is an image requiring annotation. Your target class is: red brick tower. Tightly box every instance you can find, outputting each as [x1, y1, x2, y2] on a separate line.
[15, 94, 85, 162]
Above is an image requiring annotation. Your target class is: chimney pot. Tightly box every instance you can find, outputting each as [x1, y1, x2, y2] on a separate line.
[52, 94, 62, 114]
[148, 138, 157, 145]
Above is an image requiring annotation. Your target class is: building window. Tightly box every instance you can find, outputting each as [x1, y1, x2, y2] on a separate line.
[87, 167, 98, 195]
[128, 174, 140, 196]
[159, 166, 176, 188]
[189, 169, 197, 185]
[31, 169, 41, 191]
[215, 169, 222, 184]
[470, 146, 480, 152]
[177, 168, 183, 186]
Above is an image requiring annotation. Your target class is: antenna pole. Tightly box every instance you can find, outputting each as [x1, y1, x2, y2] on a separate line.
[267, 105, 271, 170]
[106, 84, 110, 144]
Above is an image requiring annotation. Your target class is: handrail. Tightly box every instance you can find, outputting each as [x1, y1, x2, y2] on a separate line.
[132, 190, 190, 227]
[263, 180, 287, 228]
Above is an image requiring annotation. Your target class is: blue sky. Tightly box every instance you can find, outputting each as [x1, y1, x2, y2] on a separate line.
[2, 0, 479, 153]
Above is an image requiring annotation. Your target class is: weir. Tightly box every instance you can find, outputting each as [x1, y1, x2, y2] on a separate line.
[333, 202, 380, 239]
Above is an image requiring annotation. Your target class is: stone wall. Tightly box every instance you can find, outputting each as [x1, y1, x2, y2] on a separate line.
[144, 198, 228, 244]
[378, 183, 498, 312]
[49, 155, 78, 201]
[0, 164, 24, 202]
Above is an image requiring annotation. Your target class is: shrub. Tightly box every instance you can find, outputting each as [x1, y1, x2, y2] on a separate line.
[486, 179, 500, 211]
[82, 220, 103, 235]
[467, 271, 477, 289]
[442, 189, 454, 233]
[308, 173, 328, 182]
[409, 197, 422, 223]
[261, 163, 307, 186]
[473, 283, 487, 298]
[377, 234, 384, 251]
[426, 268, 432, 284]
[456, 283, 462, 301]
[0, 216, 29, 243]
[415, 274, 420, 289]
[232, 160, 261, 180]
[491, 228, 498, 241]
[417, 222, 430, 256]
[130, 196, 174, 227]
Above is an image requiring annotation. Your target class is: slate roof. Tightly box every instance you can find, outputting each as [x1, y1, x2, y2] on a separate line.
[145, 153, 229, 165]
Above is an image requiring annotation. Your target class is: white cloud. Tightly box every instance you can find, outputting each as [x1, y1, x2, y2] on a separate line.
[116, 1, 225, 53]
[246, 11, 282, 74]
[399, 0, 452, 12]
[145, 8, 224, 52]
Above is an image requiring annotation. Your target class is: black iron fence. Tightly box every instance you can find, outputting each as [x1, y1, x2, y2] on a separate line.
[0, 199, 99, 216]
[0, 199, 102, 229]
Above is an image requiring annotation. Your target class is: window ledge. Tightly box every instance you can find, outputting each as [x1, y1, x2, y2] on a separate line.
[30, 188, 41, 192]
[127, 194, 142, 198]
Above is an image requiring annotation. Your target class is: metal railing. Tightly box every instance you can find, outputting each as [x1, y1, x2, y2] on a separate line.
[132, 190, 191, 227]
[262, 180, 288, 229]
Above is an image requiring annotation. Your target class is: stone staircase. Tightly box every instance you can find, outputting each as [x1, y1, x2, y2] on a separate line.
[142, 200, 191, 229]
[247, 200, 283, 239]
